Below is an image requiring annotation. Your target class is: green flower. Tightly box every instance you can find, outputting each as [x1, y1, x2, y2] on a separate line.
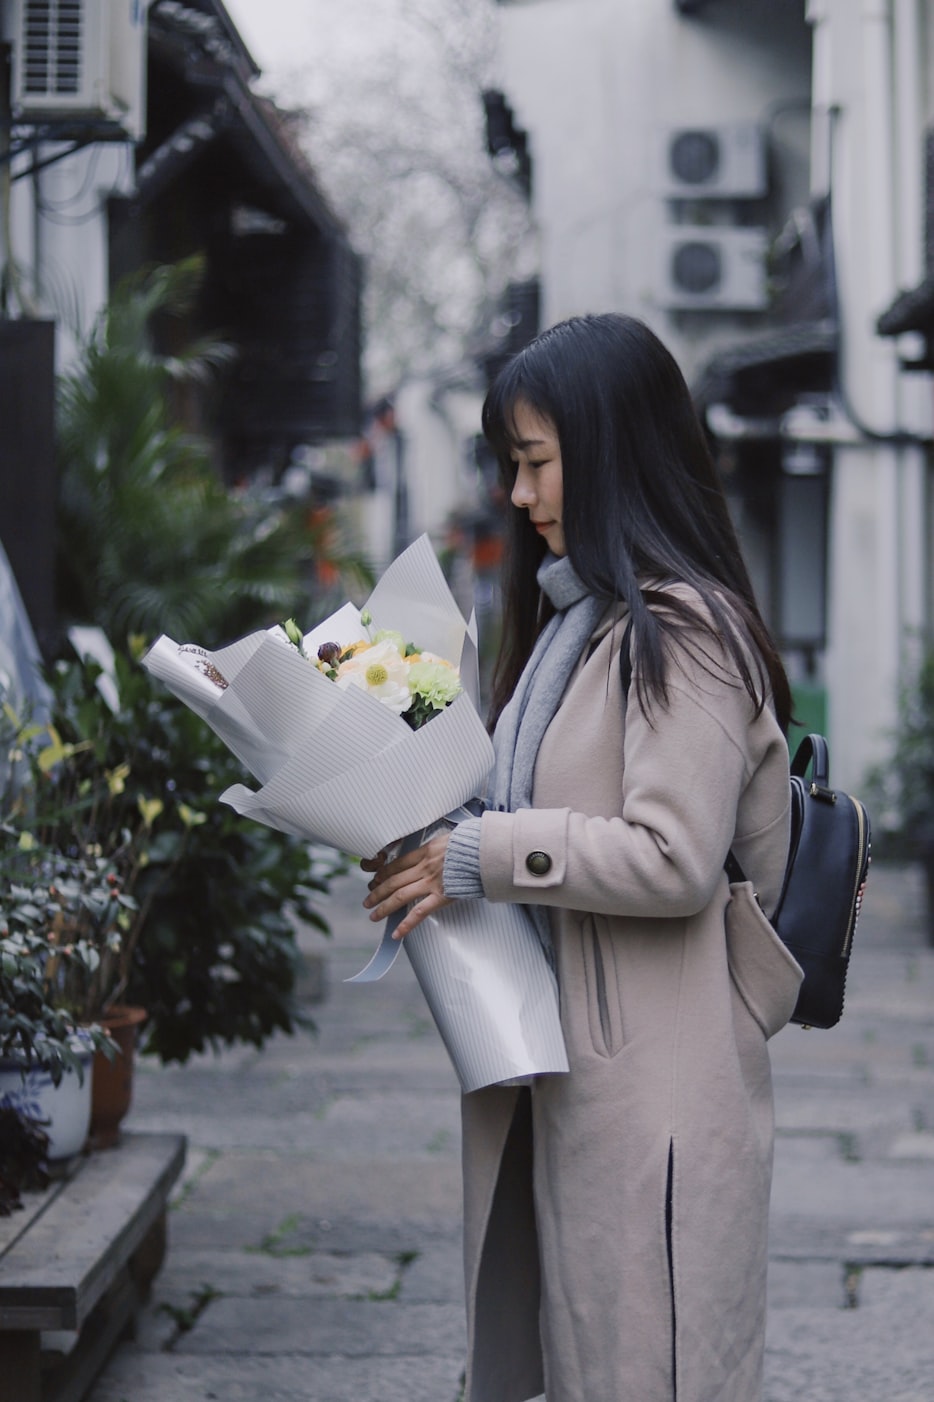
[406, 659, 462, 712]
[372, 628, 407, 654]
[280, 618, 307, 657]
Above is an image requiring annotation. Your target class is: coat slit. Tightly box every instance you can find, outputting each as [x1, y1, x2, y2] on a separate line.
[666, 1139, 678, 1400]
[469, 1089, 544, 1402]
[591, 925, 612, 1049]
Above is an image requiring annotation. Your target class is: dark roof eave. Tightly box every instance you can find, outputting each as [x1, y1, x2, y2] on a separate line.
[693, 318, 838, 411]
[208, 0, 262, 80]
[877, 277, 934, 336]
[219, 78, 345, 237]
[148, 5, 346, 240]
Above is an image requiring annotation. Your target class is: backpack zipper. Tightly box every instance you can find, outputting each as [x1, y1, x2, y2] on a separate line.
[841, 799, 869, 958]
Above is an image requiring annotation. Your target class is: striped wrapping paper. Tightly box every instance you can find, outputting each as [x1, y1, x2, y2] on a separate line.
[142, 535, 568, 1093]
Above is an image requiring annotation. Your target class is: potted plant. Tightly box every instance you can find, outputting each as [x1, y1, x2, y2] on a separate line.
[867, 641, 934, 945]
[25, 642, 345, 1063]
[2, 671, 158, 1147]
[2, 259, 351, 1133]
[0, 846, 116, 1160]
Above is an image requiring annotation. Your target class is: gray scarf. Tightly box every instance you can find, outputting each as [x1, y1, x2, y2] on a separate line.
[490, 553, 606, 954]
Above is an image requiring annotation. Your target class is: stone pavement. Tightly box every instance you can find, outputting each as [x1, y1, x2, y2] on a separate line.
[85, 861, 934, 1402]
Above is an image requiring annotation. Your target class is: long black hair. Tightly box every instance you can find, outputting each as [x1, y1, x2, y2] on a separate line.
[482, 313, 791, 732]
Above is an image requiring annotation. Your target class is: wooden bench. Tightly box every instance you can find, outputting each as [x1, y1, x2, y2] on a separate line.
[0, 1132, 186, 1402]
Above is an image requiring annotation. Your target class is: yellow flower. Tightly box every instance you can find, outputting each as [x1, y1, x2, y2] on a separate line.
[137, 796, 164, 828]
[106, 763, 131, 796]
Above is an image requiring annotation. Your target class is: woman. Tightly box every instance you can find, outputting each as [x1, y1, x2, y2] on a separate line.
[363, 314, 803, 1402]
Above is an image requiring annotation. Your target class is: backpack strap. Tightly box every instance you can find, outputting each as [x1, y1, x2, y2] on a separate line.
[618, 618, 634, 696]
[723, 851, 748, 883]
[790, 733, 829, 786]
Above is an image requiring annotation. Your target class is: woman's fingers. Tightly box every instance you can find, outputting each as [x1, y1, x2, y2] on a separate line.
[362, 833, 451, 935]
[364, 866, 426, 918]
[391, 893, 454, 939]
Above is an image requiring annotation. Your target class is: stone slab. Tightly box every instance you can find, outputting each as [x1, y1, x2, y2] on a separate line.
[167, 1209, 458, 1260]
[774, 1093, 920, 1137]
[770, 1215, 934, 1265]
[890, 1132, 934, 1158]
[148, 1246, 400, 1301]
[181, 1153, 462, 1224]
[764, 1267, 934, 1402]
[175, 1296, 466, 1358]
[397, 1242, 465, 1305]
[770, 1155, 934, 1222]
[766, 1260, 846, 1310]
[86, 1351, 464, 1402]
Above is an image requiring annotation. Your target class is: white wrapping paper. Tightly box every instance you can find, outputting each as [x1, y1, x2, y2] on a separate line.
[142, 535, 568, 1093]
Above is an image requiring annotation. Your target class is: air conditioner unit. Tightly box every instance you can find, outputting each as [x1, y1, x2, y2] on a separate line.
[12, 0, 147, 141]
[656, 227, 769, 311]
[657, 123, 767, 199]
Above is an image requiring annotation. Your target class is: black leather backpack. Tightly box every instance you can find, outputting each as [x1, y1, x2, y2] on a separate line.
[619, 624, 871, 1029]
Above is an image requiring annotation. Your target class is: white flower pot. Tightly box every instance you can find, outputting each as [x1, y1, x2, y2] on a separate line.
[0, 1041, 94, 1160]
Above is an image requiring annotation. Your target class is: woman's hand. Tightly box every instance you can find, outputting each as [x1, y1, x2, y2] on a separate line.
[361, 833, 453, 939]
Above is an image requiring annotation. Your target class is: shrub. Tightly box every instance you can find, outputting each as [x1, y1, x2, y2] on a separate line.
[9, 646, 345, 1063]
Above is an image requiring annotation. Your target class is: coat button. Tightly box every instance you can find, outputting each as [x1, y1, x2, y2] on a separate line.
[525, 850, 552, 877]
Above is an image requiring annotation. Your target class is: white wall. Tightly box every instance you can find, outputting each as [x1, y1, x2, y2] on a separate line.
[810, 0, 932, 786]
[492, 0, 933, 791]
[6, 143, 135, 369]
[395, 379, 484, 541]
[497, 0, 812, 379]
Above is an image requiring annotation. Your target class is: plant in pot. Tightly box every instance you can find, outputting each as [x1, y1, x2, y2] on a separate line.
[0, 840, 117, 1162]
[12, 639, 345, 1071]
[2, 677, 159, 1148]
[866, 640, 934, 946]
[4, 257, 350, 1084]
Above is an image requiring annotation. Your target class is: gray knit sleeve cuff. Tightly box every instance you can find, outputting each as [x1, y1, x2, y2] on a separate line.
[442, 817, 486, 899]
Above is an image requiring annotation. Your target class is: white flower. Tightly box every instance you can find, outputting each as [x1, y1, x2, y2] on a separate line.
[335, 640, 412, 715]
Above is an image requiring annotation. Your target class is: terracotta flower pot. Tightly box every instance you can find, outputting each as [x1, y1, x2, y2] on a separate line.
[89, 1005, 147, 1149]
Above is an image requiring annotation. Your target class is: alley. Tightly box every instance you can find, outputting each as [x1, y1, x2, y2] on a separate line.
[87, 862, 934, 1402]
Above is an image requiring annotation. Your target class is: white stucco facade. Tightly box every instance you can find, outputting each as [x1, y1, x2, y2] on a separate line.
[495, 0, 811, 371]
[5, 143, 136, 369]
[807, 0, 932, 789]
[492, 0, 934, 792]
[0, 2, 142, 365]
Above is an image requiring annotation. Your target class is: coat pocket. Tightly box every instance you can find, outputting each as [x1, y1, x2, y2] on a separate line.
[580, 915, 627, 1057]
[725, 881, 804, 1039]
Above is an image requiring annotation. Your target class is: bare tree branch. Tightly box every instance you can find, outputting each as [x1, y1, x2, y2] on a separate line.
[282, 0, 534, 394]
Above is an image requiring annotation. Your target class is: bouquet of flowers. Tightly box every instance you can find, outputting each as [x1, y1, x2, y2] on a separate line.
[143, 535, 568, 1093]
[281, 613, 464, 731]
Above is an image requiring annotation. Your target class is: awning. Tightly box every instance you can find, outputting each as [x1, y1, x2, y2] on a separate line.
[876, 277, 934, 337]
[693, 318, 838, 417]
[144, 2, 344, 237]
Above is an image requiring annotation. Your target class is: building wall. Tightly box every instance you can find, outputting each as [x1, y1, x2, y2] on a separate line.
[497, 0, 812, 379]
[7, 144, 135, 370]
[493, 0, 933, 791]
[806, 0, 930, 788]
[395, 380, 484, 542]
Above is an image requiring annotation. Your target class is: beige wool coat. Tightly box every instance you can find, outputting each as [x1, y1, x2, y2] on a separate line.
[461, 603, 804, 1402]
